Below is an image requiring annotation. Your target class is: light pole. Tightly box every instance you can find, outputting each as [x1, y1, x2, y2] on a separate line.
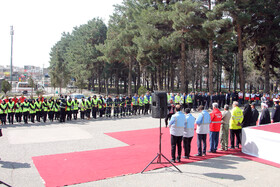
[10, 26, 14, 84]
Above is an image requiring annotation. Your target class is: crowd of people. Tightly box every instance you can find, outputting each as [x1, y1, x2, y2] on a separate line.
[166, 91, 280, 111]
[0, 93, 153, 125]
[167, 98, 280, 163]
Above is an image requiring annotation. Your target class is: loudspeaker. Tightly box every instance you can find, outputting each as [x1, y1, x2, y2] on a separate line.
[151, 91, 168, 118]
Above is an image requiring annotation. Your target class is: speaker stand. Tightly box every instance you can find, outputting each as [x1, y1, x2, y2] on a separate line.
[141, 114, 182, 173]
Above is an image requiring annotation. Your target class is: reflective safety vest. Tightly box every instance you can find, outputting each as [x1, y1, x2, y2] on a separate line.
[86, 100, 92, 109]
[22, 102, 30, 112]
[167, 94, 171, 103]
[48, 101, 55, 112]
[132, 96, 138, 106]
[187, 95, 193, 103]
[35, 102, 42, 112]
[29, 103, 36, 114]
[42, 102, 49, 112]
[81, 102, 86, 111]
[66, 101, 72, 111]
[230, 107, 244, 130]
[98, 99, 104, 109]
[138, 97, 144, 106]
[73, 101, 79, 110]
[175, 95, 181, 104]
[15, 103, 22, 113]
[92, 98, 98, 107]
[54, 103, 60, 112]
[144, 95, 149, 104]
[0, 103, 7, 114]
[7, 102, 14, 113]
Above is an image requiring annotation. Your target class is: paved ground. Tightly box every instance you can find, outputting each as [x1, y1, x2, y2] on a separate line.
[0, 112, 279, 187]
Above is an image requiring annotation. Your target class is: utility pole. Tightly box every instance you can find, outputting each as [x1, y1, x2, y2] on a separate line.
[10, 26, 14, 84]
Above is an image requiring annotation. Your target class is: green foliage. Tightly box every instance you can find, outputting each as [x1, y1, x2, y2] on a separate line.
[1, 80, 12, 95]
[138, 86, 148, 96]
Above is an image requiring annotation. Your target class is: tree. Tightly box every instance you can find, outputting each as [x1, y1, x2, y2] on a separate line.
[1, 80, 12, 95]
[28, 77, 35, 96]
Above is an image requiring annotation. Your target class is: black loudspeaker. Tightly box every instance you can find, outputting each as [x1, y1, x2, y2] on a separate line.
[151, 91, 168, 118]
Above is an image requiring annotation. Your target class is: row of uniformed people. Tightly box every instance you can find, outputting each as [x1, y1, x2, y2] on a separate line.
[0, 93, 153, 125]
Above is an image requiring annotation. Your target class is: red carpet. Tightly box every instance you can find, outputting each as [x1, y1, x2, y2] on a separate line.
[252, 123, 280, 133]
[32, 127, 258, 187]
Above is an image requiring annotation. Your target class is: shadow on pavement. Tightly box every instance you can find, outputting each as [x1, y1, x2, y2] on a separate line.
[0, 160, 31, 169]
[203, 172, 246, 181]
[0, 180, 12, 187]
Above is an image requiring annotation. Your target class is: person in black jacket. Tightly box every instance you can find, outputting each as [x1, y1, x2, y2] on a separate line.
[271, 100, 280, 123]
[165, 99, 175, 127]
[251, 102, 259, 126]
[226, 91, 231, 105]
[241, 104, 253, 127]
[259, 103, 271, 125]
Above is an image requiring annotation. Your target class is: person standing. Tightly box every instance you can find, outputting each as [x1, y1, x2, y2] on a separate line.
[241, 104, 253, 127]
[7, 98, 15, 124]
[22, 99, 30, 124]
[72, 97, 79, 120]
[183, 108, 195, 159]
[14, 100, 22, 123]
[114, 95, 121, 117]
[238, 91, 244, 106]
[42, 98, 49, 122]
[168, 105, 186, 163]
[60, 98, 67, 123]
[29, 99, 36, 123]
[194, 105, 211, 156]
[209, 103, 222, 153]
[219, 104, 231, 151]
[98, 96, 105, 118]
[105, 95, 113, 118]
[125, 95, 132, 116]
[144, 92, 150, 115]
[165, 99, 175, 127]
[35, 98, 42, 122]
[92, 96, 98, 119]
[229, 101, 243, 149]
[271, 100, 280, 123]
[0, 100, 7, 125]
[138, 95, 145, 115]
[132, 94, 138, 115]
[259, 103, 271, 125]
[226, 91, 231, 105]
[251, 102, 259, 126]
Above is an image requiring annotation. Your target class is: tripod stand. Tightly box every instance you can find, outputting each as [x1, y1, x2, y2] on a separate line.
[141, 107, 182, 173]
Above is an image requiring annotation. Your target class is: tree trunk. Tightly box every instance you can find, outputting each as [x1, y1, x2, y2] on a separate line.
[180, 37, 186, 93]
[128, 57, 132, 96]
[157, 63, 162, 90]
[137, 62, 141, 91]
[237, 23, 245, 92]
[105, 77, 109, 95]
[264, 45, 271, 93]
[171, 63, 174, 92]
[209, 40, 214, 94]
[115, 70, 119, 94]
[124, 76, 127, 94]
[151, 73, 154, 92]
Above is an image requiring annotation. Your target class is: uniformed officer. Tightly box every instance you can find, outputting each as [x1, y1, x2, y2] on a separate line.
[114, 95, 121, 117]
[106, 95, 113, 118]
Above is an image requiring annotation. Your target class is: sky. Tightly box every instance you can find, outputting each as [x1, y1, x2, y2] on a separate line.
[0, 0, 124, 68]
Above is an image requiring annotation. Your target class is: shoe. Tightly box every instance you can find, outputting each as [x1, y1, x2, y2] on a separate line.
[218, 148, 225, 151]
[207, 150, 214, 153]
[183, 156, 189, 159]
[229, 147, 235, 149]
[236, 146, 240, 149]
[203, 153, 206, 156]
[194, 154, 202, 156]
[176, 159, 181, 163]
[170, 159, 176, 163]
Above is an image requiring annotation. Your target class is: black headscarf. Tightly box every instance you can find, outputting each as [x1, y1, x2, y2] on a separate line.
[242, 104, 253, 128]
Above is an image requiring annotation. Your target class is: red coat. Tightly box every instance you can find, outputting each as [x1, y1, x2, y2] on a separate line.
[19, 96, 26, 103]
[12, 98, 19, 103]
[210, 108, 222, 132]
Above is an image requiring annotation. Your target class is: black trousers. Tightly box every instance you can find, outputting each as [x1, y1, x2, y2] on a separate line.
[230, 129, 242, 148]
[15, 112, 21, 122]
[114, 107, 119, 117]
[60, 110, 66, 122]
[106, 107, 111, 117]
[139, 105, 144, 114]
[197, 134, 207, 155]
[30, 113, 35, 123]
[92, 107, 97, 119]
[86, 109, 91, 118]
[42, 111, 48, 122]
[171, 135, 183, 160]
[55, 111, 60, 120]
[36, 111, 41, 122]
[0, 114, 6, 124]
[72, 110, 78, 120]
[120, 107, 125, 116]
[66, 111, 72, 120]
[80, 111, 85, 119]
[144, 104, 149, 114]
[48, 111, 54, 121]
[23, 112, 29, 124]
[99, 108, 104, 117]
[8, 113, 14, 124]
[126, 105, 132, 115]
[165, 113, 174, 127]
[133, 105, 138, 115]
[183, 136, 193, 157]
